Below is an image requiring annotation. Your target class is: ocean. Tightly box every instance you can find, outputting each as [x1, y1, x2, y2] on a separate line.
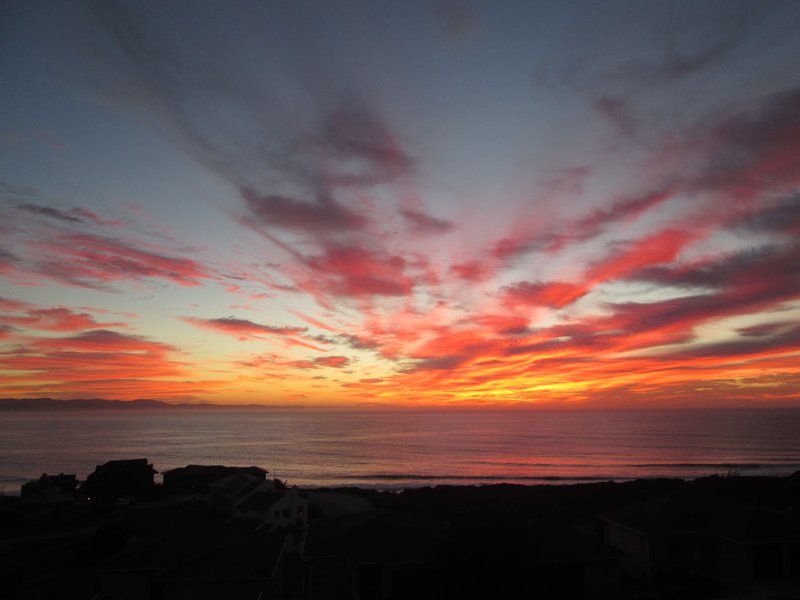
[2, 408, 800, 492]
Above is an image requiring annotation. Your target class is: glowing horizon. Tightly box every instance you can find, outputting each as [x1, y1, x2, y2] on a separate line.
[1, 2, 799, 407]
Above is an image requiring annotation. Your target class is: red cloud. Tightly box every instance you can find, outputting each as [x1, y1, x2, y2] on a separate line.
[0, 296, 29, 312]
[0, 328, 205, 400]
[288, 355, 351, 369]
[287, 309, 340, 332]
[302, 244, 418, 298]
[584, 227, 697, 284]
[34, 329, 177, 353]
[182, 317, 306, 341]
[502, 281, 586, 309]
[450, 260, 492, 282]
[32, 233, 211, 288]
[314, 355, 350, 368]
[0, 304, 126, 332]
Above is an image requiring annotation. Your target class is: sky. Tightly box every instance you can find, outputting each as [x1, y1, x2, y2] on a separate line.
[1, 0, 799, 407]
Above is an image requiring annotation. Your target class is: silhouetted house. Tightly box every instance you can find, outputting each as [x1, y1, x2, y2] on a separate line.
[96, 526, 287, 600]
[21, 473, 78, 504]
[600, 492, 800, 593]
[526, 521, 624, 599]
[235, 483, 309, 529]
[210, 472, 267, 499]
[302, 510, 444, 600]
[162, 464, 267, 494]
[154, 531, 287, 600]
[81, 458, 157, 501]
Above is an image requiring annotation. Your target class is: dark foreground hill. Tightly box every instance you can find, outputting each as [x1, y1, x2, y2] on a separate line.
[3, 460, 800, 599]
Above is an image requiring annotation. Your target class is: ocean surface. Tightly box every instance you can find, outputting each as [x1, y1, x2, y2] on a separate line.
[2, 408, 800, 492]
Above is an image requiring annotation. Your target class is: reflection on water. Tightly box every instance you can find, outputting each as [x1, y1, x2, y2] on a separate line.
[2, 408, 800, 490]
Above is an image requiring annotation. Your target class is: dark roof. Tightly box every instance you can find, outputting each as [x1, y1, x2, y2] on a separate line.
[601, 493, 800, 542]
[90, 458, 156, 475]
[304, 510, 446, 565]
[43, 473, 78, 486]
[99, 527, 228, 572]
[166, 464, 267, 475]
[102, 458, 152, 468]
[155, 530, 286, 582]
[526, 521, 624, 563]
[81, 458, 157, 497]
[101, 525, 286, 581]
[209, 473, 265, 496]
[163, 465, 267, 493]
[237, 490, 285, 512]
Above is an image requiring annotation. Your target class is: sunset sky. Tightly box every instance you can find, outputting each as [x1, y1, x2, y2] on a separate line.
[1, 1, 799, 406]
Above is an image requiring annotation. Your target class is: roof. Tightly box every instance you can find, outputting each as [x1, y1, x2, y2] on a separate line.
[209, 472, 264, 496]
[155, 530, 286, 582]
[163, 465, 267, 493]
[101, 524, 286, 581]
[237, 489, 285, 512]
[601, 493, 800, 543]
[94, 458, 156, 473]
[165, 464, 267, 479]
[304, 510, 446, 565]
[525, 521, 624, 563]
[98, 527, 229, 572]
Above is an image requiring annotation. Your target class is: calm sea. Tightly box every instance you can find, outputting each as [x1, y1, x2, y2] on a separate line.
[2, 408, 800, 493]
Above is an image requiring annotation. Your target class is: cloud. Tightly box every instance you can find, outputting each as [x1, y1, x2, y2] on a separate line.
[314, 103, 415, 187]
[31, 233, 211, 288]
[339, 333, 381, 351]
[737, 320, 797, 338]
[182, 317, 306, 341]
[242, 188, 368, 234]
[301, 244, 419, 298]
[594, 96, 640, 138]
[34, 329, 176, 353]
[400, 209, 454, 233]
[16, 203, 85, 223]
[404, 354, 471, 373]
[287, 309, 339, 332]
[500, 227, 696, 310]
[0, 305, 125, 332]
[0, 247, 18, 273]
[288, 355, 351, 369]
[683, 87, 800, 201]
[450, 260, 492, 282]
[0, 327, 211, 400]
[0, 296, 29, 312]
[667, 323, 800, 359]
[11, 3, 795, 406]
[736, 194, 800, 235]
[502, 281, 585, 309]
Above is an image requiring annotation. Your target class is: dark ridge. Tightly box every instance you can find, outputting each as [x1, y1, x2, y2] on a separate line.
[0, 398, 309, 410]
[0, 398, 170, 410]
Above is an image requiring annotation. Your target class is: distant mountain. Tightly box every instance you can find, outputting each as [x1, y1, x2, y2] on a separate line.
[0, 398, 307, 410]
[0, 398, 173, 410]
